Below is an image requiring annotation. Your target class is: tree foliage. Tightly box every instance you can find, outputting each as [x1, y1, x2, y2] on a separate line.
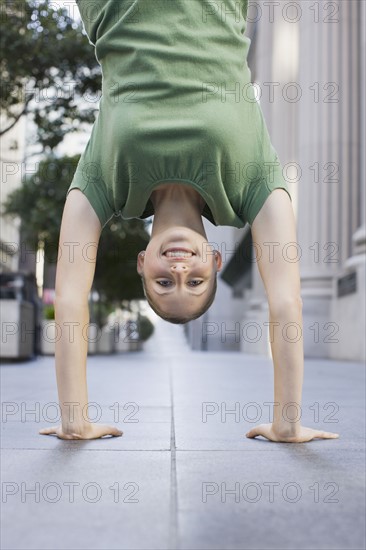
[0, 0, 102, 150]
[2, 155, 150, 303]
[1, 0, 151, 306]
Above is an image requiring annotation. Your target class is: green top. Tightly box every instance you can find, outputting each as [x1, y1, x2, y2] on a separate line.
[69, 0, 291, 229]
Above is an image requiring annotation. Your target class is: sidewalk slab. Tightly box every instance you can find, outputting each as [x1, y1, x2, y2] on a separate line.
[1, 419, 171, 451]
[171, 354, 365, 451]
[175, 449, 365, 550]
[1, 354, 172, 408]
[1, 449, 171, 550]
[1, 405, 171, 424]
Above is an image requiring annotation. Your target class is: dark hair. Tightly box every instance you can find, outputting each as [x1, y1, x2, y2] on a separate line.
[139, 274, 217, 324]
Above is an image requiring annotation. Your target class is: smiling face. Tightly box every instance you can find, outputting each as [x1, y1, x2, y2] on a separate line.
[136, 227, 222, 320]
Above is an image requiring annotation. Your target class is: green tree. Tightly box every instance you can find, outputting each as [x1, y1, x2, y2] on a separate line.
[1, 0, 151, 320]
[2, 155, 150, 308]
[0, 0, 101, 151]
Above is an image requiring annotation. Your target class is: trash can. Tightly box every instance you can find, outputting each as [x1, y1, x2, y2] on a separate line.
[0, 272, 40, 360]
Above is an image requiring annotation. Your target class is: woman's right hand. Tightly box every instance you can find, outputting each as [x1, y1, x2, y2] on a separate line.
[39, 423, 123, 440]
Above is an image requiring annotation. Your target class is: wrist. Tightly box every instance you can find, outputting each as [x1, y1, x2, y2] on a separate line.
[272, 421, 301, 439]
[61, 418, 92, 437]
[59, 401, 91, 431]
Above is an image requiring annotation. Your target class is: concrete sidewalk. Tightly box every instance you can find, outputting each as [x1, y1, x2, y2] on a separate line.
[1, 319, 365, 550]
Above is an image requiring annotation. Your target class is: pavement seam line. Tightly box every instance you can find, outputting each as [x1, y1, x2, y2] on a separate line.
[169, 358, 179, 550]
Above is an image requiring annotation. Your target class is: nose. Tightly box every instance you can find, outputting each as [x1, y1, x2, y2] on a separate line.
[170, 263, 188, 272]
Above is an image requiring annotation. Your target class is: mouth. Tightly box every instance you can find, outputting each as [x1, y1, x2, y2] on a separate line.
[163, 247, 196, 258]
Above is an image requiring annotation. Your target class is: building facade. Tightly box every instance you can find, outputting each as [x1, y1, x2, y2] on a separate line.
[185, 0, 365, 362]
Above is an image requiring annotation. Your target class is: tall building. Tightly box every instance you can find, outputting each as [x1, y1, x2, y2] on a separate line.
[185, 0, 365, 362]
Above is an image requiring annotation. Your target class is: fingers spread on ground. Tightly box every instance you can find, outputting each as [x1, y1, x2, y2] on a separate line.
[39, 427, 56, 435]
[245, 426, 263, 438]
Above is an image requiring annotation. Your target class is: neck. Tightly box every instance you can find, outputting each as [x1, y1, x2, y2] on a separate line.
[149, 183, 206, 237]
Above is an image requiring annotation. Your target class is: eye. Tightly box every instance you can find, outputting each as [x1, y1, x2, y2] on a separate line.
[157, 280, 172, 287]
[156, 280, 203, 287]
[188, 280, 203, 286]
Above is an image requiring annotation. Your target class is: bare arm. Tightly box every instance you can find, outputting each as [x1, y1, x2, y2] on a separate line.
[246, 189, 339, 443]
[39, 189, 122, 440]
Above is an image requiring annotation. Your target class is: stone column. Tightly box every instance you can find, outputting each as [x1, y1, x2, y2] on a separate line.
[295, 0, 337, 357]
[297, 0, 364, 359]
[241, 0, 300, 357]
[328, 0, 366, 361]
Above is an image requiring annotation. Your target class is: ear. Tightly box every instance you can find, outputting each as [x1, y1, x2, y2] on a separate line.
[136, 251, 145, 275]
[214, 250, 223, 272]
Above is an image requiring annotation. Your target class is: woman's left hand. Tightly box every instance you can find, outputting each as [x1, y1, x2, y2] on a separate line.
[245, 423, 339, 443]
